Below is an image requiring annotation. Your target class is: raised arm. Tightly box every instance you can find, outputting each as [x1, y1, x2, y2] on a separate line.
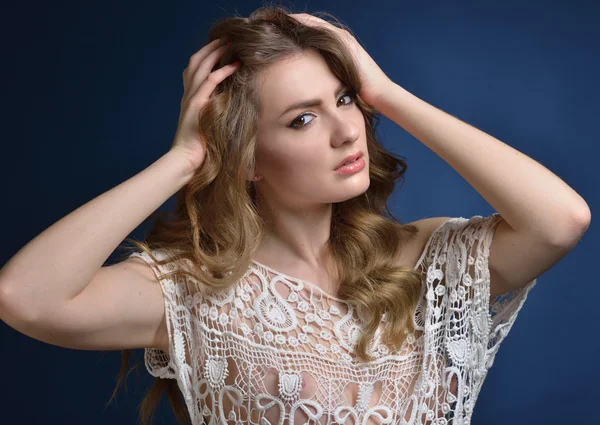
[0, 37, 239, 351]
[0, 150, 192, 349]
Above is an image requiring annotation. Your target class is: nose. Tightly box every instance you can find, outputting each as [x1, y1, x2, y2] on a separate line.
[331, 115, 361, 147]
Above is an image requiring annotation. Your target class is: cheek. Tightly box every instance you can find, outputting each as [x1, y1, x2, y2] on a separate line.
[261, 147, 323, 181]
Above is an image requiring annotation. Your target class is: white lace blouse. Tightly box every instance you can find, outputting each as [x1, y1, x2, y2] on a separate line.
[129, 213, 537, 425]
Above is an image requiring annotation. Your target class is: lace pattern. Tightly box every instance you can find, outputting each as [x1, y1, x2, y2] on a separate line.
[129, 213, 537, 425]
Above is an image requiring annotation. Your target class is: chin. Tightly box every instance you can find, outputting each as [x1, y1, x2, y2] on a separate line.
[330, 177, 370, 203]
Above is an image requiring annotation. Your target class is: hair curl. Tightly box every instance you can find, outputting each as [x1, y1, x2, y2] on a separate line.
[106, 4, 424, 425]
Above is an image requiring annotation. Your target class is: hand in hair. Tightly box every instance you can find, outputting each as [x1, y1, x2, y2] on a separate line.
[170, 38, 241, 174]
[288, 13, 393, 108]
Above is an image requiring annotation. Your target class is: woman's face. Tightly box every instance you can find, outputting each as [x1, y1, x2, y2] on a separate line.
[254, 49, 370, 209]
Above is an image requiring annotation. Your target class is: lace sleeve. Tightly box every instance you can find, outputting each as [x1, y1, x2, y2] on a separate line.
[424, 213, 537, 372]
[128, 249, 193, 385]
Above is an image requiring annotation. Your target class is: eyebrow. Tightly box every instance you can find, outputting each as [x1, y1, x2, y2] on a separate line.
[278, 82, 349, 119]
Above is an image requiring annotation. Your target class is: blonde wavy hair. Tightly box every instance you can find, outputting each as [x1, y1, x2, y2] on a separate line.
[106, 4, 424, 425]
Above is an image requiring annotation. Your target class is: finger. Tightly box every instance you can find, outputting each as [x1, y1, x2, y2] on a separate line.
[291, 13, 338, 32]
[188, 43, 232, 96]
[183, 38, 225, 83]
[182, 39, 223, 92]
[188, 38, 226, 70]
[185, 61, 240, 111]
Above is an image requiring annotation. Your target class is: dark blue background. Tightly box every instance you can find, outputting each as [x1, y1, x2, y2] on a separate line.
[1, 1, 598, 424]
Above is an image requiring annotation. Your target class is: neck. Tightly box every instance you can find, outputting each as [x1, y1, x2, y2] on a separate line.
[253, 195, 334, 272]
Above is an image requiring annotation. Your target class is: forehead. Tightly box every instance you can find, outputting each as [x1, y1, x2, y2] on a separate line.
[258, 49, 339, 120]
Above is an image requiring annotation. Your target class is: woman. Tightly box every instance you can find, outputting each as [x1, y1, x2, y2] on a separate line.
[0, 6, 589, 425]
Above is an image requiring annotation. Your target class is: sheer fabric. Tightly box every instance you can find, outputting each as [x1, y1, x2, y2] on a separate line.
[129, 213, 537, 425]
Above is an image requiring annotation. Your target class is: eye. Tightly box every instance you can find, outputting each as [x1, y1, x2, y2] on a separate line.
[287, 91, 356, 130]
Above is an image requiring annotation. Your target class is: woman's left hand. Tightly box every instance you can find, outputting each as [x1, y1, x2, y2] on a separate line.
[289, 13, 393, 109]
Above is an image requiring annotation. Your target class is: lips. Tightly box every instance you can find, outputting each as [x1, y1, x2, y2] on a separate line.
[335, 151, 364, 170]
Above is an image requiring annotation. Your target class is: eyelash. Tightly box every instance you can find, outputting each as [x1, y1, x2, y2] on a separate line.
[287, 91, 357, 130]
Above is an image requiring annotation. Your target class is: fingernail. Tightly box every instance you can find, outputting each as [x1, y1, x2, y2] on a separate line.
[231, 61, 240, 67]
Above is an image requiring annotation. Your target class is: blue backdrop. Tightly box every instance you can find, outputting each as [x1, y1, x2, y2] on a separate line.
[1, 1, 597, 424]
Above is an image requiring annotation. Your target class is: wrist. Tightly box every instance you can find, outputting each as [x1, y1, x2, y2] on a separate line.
[164, 148, 198, 187]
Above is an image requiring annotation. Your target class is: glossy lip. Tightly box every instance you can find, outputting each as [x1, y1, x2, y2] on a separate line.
[334, 151, 364, 170]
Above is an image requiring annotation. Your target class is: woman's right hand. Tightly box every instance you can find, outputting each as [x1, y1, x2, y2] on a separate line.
[170, 38, 240, 174]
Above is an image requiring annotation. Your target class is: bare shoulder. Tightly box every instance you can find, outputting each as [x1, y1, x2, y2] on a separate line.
[407, 216, 453, 234]
[395, 217, 453, 268]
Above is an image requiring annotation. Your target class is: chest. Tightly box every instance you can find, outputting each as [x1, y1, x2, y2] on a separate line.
[183, 264, 464, 425]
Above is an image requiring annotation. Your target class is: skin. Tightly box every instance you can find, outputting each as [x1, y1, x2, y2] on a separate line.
[250, 48, 370, 282]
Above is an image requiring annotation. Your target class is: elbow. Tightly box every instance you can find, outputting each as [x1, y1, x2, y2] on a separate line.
[551, 203, 591, 248]
[0, 281, 41, 326]
[573, 202, 591, 232]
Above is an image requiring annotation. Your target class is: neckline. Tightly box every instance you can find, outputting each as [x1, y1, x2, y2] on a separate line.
[250, 258, 345, 301]
[250, 218, 450, 301]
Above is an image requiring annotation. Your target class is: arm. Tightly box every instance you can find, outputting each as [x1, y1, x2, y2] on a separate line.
[374, 83, 590, 294]
[0, 149, 194, 323]
[0, 37, 236, 350]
